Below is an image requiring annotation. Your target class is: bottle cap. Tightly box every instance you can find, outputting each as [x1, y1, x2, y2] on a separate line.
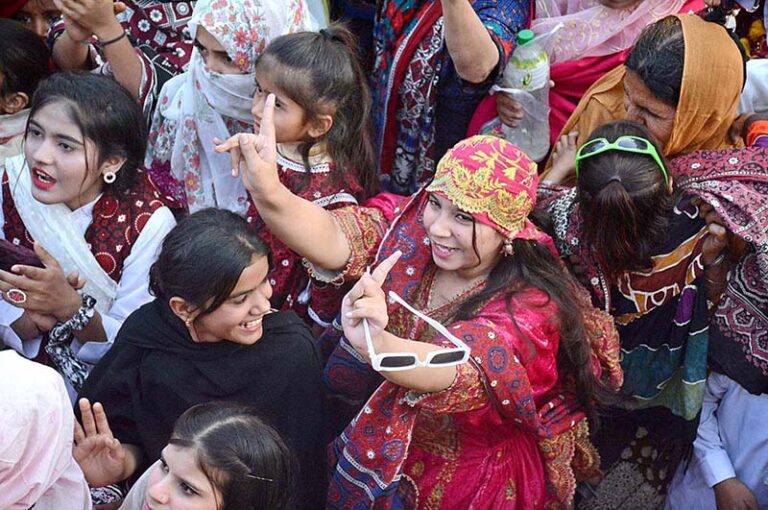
[517, 29, 535, 46]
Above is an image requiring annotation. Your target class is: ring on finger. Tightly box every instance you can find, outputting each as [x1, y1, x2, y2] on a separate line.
[4, 288, 28, 306]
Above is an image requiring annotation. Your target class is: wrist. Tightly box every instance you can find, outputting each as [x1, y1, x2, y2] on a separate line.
[93, 18, 124, 41]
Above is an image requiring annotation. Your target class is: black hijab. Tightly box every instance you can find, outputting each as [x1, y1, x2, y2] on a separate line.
[78, 299, 326, 508]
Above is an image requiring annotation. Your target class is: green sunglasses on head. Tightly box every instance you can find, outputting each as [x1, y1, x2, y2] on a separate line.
[574, 135, 669, 186]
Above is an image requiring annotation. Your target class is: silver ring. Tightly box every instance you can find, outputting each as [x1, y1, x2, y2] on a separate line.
[4, 288, 27, 306]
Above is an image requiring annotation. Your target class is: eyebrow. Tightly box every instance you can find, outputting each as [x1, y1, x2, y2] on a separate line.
[193, 39, 229, 56]
[28, 120, 84, 146]
[228, 274, 269, 300]
[160, 453, 204, 495]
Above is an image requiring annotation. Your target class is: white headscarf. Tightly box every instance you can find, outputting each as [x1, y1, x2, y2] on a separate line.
[0, 350, 91, 510]
[145, 0, 315, 215]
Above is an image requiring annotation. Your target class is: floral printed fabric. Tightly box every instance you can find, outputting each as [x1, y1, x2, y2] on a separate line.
[145, 0, 315, 215]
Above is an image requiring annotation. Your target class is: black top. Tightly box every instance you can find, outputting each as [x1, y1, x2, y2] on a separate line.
[79, 299, 326, 508]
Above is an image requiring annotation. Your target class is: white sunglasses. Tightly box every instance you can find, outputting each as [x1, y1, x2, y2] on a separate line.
[363, 290, 471, 372]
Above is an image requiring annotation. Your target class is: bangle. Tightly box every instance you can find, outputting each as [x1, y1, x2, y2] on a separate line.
[704, 253, 728, 270]
[98, 31, 127, 47]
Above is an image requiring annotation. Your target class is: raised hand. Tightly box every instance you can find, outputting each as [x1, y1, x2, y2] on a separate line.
[73, 399, 129, 488]
[0, 242, 82, 321]
[547, 131, 579, 184]
[54, 0, 123, 40]
[214, 93, 280, 201]
[341, 251, 402, 354]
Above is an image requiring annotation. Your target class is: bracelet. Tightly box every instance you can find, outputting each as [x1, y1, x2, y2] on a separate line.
[98, 31, 127, 47]
[47, 294, 97, 346]
[704, 253, 728, 270]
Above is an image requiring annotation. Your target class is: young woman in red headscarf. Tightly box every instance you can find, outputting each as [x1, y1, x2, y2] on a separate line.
[215, 96, 623, 509]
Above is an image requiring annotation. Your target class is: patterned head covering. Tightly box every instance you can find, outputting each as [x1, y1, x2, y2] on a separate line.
[426, 135, 542, 240]
[146, 0, 315, 215]
[189, 0, 298, 73]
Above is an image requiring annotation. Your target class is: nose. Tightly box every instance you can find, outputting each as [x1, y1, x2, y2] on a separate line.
[31, 18, 48, 39]
[147, 474, 171, 505]
[29, 138, 54, 166]
[251, 285, 272, 316]
[427, 211, 451, 239]
[251, 94, 264, 122]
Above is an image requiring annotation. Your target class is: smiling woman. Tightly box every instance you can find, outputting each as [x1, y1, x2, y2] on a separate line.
[76, 209, 327, 510]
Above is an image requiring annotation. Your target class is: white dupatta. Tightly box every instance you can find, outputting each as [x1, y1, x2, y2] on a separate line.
[4, 155, 117, 314]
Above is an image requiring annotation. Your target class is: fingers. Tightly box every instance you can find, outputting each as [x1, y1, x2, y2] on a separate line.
[370, 251, 402, 285]
[260, 94, 277, 149]
[92, 402, 113, 438]
[566, 131, 579, 147]
[33, 242, 59, 270]
[66, 271, 86, 290]
[0, 269, 30, 290]
[74, 420, 85, 445]
[79, 398, 98, 437]
[9, 264, 46, 280]
[113, 1, 126, 14]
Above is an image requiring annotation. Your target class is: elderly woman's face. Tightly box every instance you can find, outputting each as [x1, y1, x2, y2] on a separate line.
[623, 70, 677, 151]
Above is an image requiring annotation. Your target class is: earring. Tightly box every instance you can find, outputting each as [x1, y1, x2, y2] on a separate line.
[503, 240, 514, 257]
[103, 171, 117, 184]
[185, 317, 192, 327]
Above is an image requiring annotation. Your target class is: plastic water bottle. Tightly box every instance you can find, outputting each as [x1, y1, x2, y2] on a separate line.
[500, 29, 550, 161]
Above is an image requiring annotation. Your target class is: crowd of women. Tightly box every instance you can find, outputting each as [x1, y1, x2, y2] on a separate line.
[0, 0, 767, 509]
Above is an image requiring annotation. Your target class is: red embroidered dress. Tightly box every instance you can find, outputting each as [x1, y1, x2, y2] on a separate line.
[323, 191, 623, 509]
[2, 173, 169, 282]
[245, 153, 365, 326]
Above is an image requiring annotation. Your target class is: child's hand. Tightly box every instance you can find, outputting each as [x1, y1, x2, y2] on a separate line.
[547, 131, 579, 184]
[341, 251, 401, 357]
[215, 94, 280, 200]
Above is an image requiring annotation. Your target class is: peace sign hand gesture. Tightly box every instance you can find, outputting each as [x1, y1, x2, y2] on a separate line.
[214, 93, 280, 202]
[341, 251, 402, 355]
[73, 398, 129, 488]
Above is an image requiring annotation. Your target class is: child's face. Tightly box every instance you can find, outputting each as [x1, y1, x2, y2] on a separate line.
[252, 63, 316, 144]
[194, 26, 243, 75]
[145, 445, 223, 510]
[12, 0, 61, 39]
[24, 101, 107, 210]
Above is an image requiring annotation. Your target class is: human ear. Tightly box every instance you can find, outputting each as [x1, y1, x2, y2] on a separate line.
[169, 297, 197, 324]
[99, 155, 127, 180]
[307, 114, 333, 139]
[0, 92, 29, 114]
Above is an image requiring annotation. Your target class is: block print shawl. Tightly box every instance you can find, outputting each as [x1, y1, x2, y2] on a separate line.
[672, 147, 768, 395]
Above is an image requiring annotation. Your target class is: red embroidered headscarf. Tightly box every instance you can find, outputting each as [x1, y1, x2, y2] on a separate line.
[426, 135, 543, 242]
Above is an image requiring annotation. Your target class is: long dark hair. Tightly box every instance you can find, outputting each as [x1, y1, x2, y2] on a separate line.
[255, 23, 378, 198]
[26, 72, 145, 195]
[455, 231, 615, 424]
[149, 208, 270, 318]
[577, 120, 674, 280]
[0, 19, 50, 102]
[169, 402, 296, 510]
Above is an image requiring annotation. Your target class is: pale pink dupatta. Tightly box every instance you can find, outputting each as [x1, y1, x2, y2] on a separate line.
[0, 351, 91, 510]
[533, 0, 690, 64]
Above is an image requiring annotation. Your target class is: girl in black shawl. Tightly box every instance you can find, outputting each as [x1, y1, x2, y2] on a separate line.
[77, 208, 326, 508]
